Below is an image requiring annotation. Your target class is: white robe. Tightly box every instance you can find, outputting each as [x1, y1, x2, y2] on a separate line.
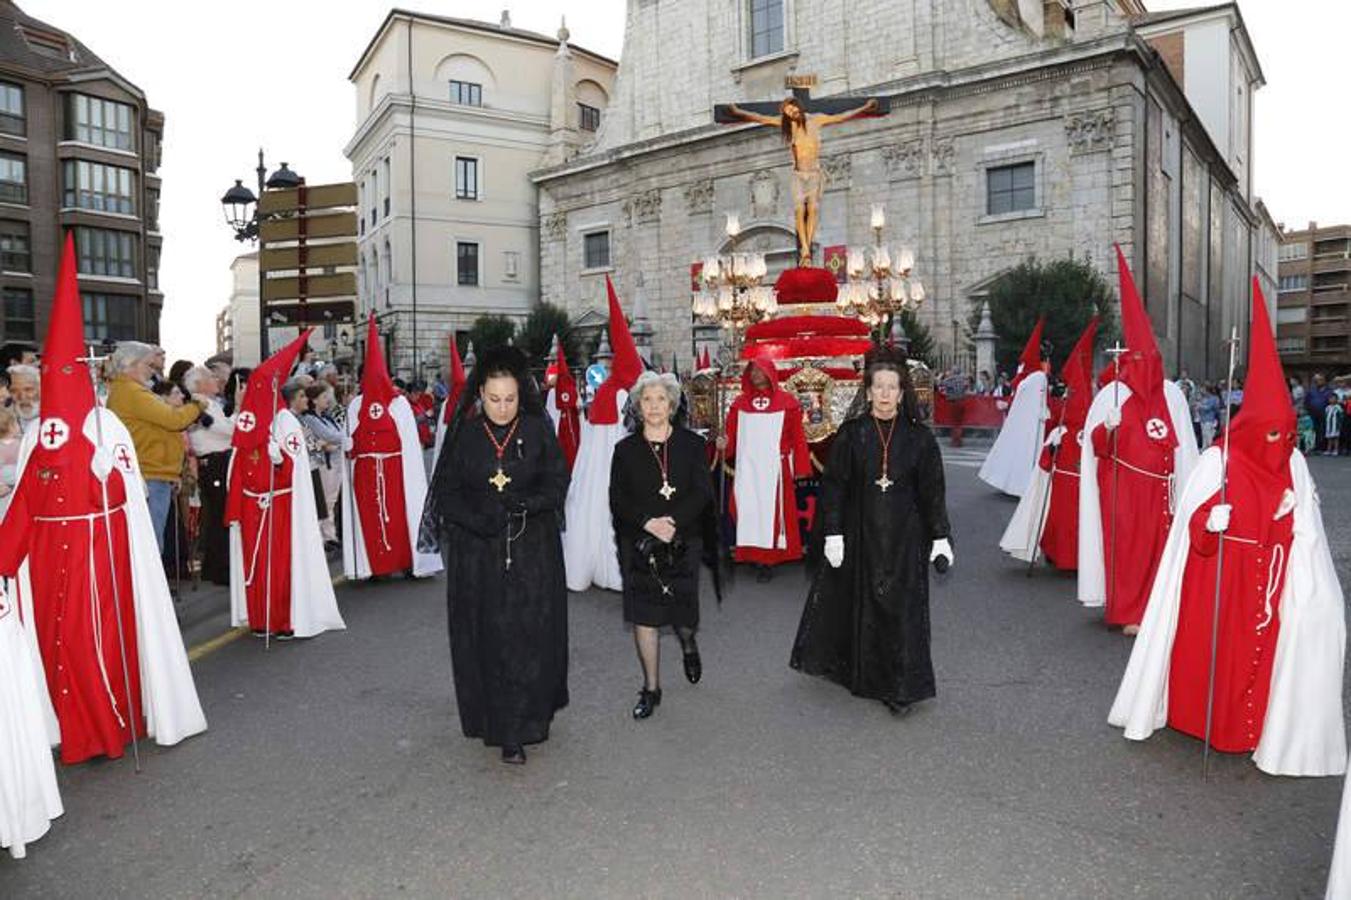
[978, 371, 1048, 497]
[228, 410, 346, 639]
[0, 583, 62, 859]
[999, 428, 1056, 562]
[341, 395, 442, 580]
[734, 410, 788, 550]
[562, 391, 628, 593]
[1107, 447, 1346, 777]
[1077, 380, 1198, 606]
[1328, 772, 1351, 898]
[5, 408, 208, 750]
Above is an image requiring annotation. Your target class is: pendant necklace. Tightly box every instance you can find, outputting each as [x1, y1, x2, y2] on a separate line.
[483, 418, 520, 492]
[873, 414, 897, 493]
[648, 426, 677, 500]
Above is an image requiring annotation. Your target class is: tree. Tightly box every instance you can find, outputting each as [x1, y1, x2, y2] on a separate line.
[970, 256, 1117, 374]
[466, 314, 517, 357]
[895, 309, 936, 367]
[518, 301, 587, 368]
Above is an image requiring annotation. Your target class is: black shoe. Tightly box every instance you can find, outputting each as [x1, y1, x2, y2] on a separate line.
[274, 630, 295, 642]
[884, 699, 912, 718]
[632, 688, 662, 720]
[250, 629, 267, 639]
[501, 744, 526, 765]
[755, 565, 773, 583]
[683, 650, 702, 685]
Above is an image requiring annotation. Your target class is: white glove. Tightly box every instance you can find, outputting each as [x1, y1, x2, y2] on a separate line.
[1104, 405, 1123, 430]
[1274, 489, 1296, 520]
[1205, 504, 1231, 534]
[824, 535, 844, 569]
[267, 440, 283, 465]
[91, 446, 115, 482]
[1047, 426, 1067, 448]
[995, 400, 1009, 412]
[930, 537, 954, 567]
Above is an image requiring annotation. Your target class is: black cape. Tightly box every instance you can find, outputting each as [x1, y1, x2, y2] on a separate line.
[432, 412, 570, 748]
[790, 414, 951, 706]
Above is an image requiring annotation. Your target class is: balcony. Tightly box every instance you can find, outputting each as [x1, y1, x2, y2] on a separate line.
[1312, 254, 1351, 275]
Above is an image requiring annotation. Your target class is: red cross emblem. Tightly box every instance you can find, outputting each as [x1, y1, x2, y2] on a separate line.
[752, 396, 771, 411]
[39, 418, 70, 450]
[367, 402, 385, 420]
[285, 434, 302, 455]
[236, 411, 257, 433]
[113, 443, 134, 473]
[559, 391, 570, 404]
[1145, 418, 1169, 440]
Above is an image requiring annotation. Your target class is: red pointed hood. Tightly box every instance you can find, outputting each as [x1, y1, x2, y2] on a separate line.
[1227, 279, 1295, 473]
[698, 347, 712, 371]
[1011, 316, 1045, 391]
[740, 353, 781, 394]
[589, 277, 644, 425]
[442, 333, 467, 425]
[358, 313, 396, 414]
[553, 335, 578, 409]
[39, 232, 96, 429]
[1114, 244, 1167, 412]
[1059, 317, 1098, 427]
[231, 329, 311, 450]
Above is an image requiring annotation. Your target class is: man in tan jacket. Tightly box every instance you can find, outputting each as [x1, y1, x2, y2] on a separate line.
[106, 341, 205, 551]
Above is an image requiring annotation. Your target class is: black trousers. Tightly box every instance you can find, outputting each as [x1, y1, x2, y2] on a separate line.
[198, 450, 232, 585]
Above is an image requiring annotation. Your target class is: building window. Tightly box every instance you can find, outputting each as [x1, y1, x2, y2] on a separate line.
[147, 245, 160, 291]
[65, 94, 135, 151]
[2, 287, 33, 341]
[579, 103, 601, 132]
[0, 82, 24, 136]
[583, 230, 611, 270]
[63, 160, 136, 214]
[457, 241, 480, 286]
[0, 152, 26, 204]
[82, 292, 138, 341]
[0, 220, 29, 272]
[1278, 241, 1308, 262]
[369, 169, 378, 228]
[749, 0, 785, 59]
[986, 162, 1036, 215]
[1313, 335, 1348, 353]
[1279, 274, 1310, 293]
[146, 188, 160, 231]
[75, 227, 137, 279]
[382, 157, 391, 218]
[1277, 336, 1306, 355]
[449, 80, 482, 107]
[455, 157, 479, 200]
[1275, 306, 1307, 325]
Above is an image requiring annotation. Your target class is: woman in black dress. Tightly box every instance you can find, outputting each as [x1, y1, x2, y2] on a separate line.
[609, 372, 713, 719]
[423, 347, 570, 764]
[790, 346, 954, 715]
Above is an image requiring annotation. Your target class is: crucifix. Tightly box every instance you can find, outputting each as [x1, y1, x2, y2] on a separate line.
[716, 75, 891, 267]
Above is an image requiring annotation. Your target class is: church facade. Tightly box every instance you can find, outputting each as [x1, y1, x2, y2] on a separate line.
[532, 0, 1264, 381]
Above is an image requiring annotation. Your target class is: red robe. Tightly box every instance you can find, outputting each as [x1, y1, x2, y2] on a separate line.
[726, 363, 811, 566]
[225, 444, 295, 634]
[1091, 395, 1176, 627]
[349, 408, 412, 576]
[0, 440, 143, 764]
[1037, 425, 1083, 570]
[1167, 459, 1292, 752]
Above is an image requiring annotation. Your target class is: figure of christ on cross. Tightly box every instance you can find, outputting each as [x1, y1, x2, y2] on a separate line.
[719, 83, 887, 267]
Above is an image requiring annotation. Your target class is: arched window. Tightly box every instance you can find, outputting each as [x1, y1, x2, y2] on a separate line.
[368, 73, 383, 113]
[434, 54, 496, 107]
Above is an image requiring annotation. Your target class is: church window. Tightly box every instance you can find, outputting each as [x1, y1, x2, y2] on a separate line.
[749, 0, 785, 59]
[457, 241, 480, 286]
[986, 162, 1035, 215]
[579, 103, 601, 132]
[583, 230, 611, 270]
[450, 80, 482, 107]
[456, 157, 480, 200]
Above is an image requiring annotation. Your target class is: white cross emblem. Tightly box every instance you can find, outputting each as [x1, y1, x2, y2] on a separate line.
[367, 402, 385, 421]
[236, 411, 257, 433]
[113, 443, 135, 473]
[752, 396, 771, 411]
[39, 417, 70, 450]
[1076, 429, 1084, 447]
[285, 434, 302, 456]
[1146, 418, 1169, 440]
[559, 391, 570, 404]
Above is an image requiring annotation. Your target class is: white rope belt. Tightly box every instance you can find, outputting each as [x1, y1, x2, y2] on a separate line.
[34, 505, 127, 728]
[1217, 533, 1284, 631]
[1052, 467, 1080, 478]
[355, 452, 399, 551]
[242, 489, 292, 588]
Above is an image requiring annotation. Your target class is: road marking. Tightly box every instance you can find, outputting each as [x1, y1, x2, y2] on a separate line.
[186, 574, 347, 663]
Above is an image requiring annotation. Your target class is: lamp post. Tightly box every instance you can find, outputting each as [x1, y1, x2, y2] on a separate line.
[219, 150, 303, 361]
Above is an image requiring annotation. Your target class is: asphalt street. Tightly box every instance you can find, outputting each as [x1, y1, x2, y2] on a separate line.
[2, 447, 1348, 898]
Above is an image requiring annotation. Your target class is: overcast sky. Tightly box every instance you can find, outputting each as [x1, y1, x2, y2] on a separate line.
[19, 0, 1349, 363]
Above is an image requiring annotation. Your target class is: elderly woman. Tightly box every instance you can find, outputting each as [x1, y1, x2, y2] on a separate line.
[106, 341, 205, 551]
[609, 371, 713, 720]
[424, 345, 570, 765]
[301, 383, 344, 548]
[184, 365, 234, 584]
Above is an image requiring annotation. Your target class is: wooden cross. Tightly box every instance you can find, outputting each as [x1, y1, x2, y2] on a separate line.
[713, 75, 891, 124]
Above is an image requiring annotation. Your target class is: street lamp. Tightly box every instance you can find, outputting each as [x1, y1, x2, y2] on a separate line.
[219, 150, 303, 360]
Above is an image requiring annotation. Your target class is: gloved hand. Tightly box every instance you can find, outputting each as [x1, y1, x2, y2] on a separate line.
[1047, 426, 1067, 448]
[824, 535, 844, 569]
[930, 537, 954, 570]
[1205, 504, 1231, 534]
[1104, 405, 1123, 430]
[91, 446, 115, 482]
[267, 440, 283, 465]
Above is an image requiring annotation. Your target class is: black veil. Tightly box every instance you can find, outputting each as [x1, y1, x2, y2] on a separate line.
[842, 345, 923, 425]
